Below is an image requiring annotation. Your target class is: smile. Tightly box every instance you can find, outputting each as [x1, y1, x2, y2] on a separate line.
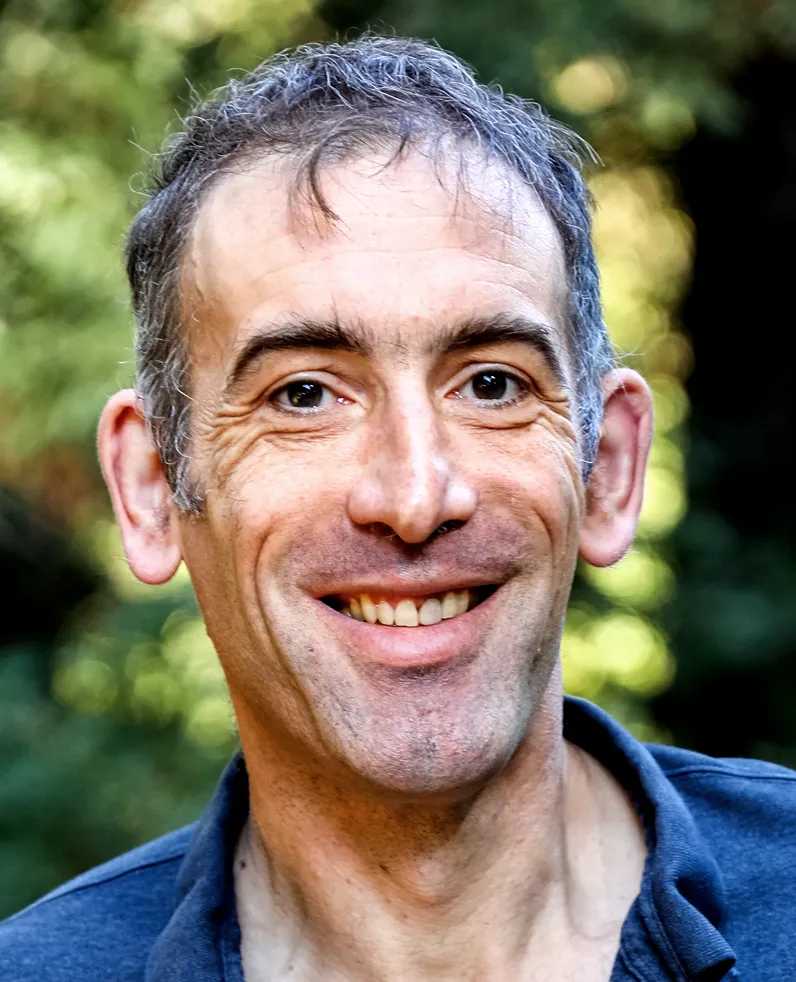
[321, 586, 498, 627]
[315, 582, 504, 670]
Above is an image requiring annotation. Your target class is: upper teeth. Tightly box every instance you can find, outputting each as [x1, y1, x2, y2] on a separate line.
[344, 590, 472, 626]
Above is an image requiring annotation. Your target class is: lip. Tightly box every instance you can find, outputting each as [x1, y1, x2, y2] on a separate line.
[315, 585, 502, 670]
[305, 575, 501, 602]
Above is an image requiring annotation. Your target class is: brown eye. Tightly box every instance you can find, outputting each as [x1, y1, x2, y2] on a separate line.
[455, 369, 528, 406]
[471, 372, 508, 400]
[276, 380, 327, 409]
[288, 381, 323, 407]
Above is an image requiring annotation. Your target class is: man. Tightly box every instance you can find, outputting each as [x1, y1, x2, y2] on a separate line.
[2, 33, 795, 982]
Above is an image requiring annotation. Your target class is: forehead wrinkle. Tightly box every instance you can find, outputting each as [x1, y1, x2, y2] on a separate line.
[184, 149, 569, 386]
[188, 150, 563, 302]
[429, 145, 560, 267]
[378, 327, 412, 368]
[286, 141, 558, 263]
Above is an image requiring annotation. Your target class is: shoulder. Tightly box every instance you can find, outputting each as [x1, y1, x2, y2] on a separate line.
[649, 741, 796, 838]
[649, 741, 796, 821]
[649, 743, 796, 937]
[0, 824, 195, 982]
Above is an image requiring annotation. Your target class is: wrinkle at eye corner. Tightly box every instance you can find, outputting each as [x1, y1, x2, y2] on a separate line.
[536, 406, 579, 441]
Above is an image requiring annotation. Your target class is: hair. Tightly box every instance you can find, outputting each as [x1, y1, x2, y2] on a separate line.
[126, 34, 613, 515]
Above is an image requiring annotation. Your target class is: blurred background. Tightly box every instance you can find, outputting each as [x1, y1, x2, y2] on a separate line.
[2, 0, 796, 918]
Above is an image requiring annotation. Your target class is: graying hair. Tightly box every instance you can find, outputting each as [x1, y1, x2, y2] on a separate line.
[127, 34, 613, 515]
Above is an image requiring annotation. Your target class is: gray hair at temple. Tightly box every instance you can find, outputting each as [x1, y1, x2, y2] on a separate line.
[126, 34, 614, 515]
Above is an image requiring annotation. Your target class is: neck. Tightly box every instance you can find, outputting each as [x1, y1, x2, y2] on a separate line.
[233, 687, 645, 982]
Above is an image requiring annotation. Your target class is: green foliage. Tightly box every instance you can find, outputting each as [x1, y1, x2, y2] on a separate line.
[0, 0, 316, 467]
[0, 496, 236, 919]
[0, 639, 234, 918]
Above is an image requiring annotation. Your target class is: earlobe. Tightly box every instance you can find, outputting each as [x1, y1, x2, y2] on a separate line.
[579, 369, 654, 568]
[97, 389, 183, 585]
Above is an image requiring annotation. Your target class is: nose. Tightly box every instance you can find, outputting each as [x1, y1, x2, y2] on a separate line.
[346, 387, 478, 544]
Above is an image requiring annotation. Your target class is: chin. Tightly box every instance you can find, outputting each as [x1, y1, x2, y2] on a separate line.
[332, 711, 530, 799]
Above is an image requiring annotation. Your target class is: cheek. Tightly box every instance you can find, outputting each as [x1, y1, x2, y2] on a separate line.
[525, 410, 584, 547]
[463, 411, 582, 542]
[202, 427, 361, 570]
[178, 520, 249, 661]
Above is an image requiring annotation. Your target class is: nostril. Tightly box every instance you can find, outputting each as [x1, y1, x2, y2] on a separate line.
[431, 520, 465, 539]
[362, 519, 466, 542]
[364, 522, 401, 540]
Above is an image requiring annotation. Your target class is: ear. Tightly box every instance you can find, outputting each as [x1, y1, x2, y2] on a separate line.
[579, 368, 654, 568]
[97, 389, 183, 585]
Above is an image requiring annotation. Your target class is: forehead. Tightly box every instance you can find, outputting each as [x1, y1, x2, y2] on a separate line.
[183, 148, 568, 368]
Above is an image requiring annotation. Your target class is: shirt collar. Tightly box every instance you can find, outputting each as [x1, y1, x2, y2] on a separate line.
[146, 753, 248, 982]
[565, 697, 737, 981]
[147, 698, 737, 982]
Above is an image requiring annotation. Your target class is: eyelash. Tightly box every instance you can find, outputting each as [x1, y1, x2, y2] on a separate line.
[269, 368, 532, 413]
[451, 369, 531, 408]
[269, 378, 344, 413]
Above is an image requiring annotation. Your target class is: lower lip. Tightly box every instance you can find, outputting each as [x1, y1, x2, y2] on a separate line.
[316, 590, 501, 670]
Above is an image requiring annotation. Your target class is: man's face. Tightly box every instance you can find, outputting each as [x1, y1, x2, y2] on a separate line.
[178, 149, 584, 795]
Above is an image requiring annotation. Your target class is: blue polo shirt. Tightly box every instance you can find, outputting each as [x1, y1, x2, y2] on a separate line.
[3, 697, 796, 981]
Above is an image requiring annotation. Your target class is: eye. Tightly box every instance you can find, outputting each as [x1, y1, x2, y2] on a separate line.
[454, 369, 529, 406]
[272, 379, 334, 411]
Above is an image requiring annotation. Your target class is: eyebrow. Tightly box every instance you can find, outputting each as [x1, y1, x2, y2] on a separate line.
[224, 313, 566, 397]
[225, 318, 373, 396]
[431, 315, 567, 385]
